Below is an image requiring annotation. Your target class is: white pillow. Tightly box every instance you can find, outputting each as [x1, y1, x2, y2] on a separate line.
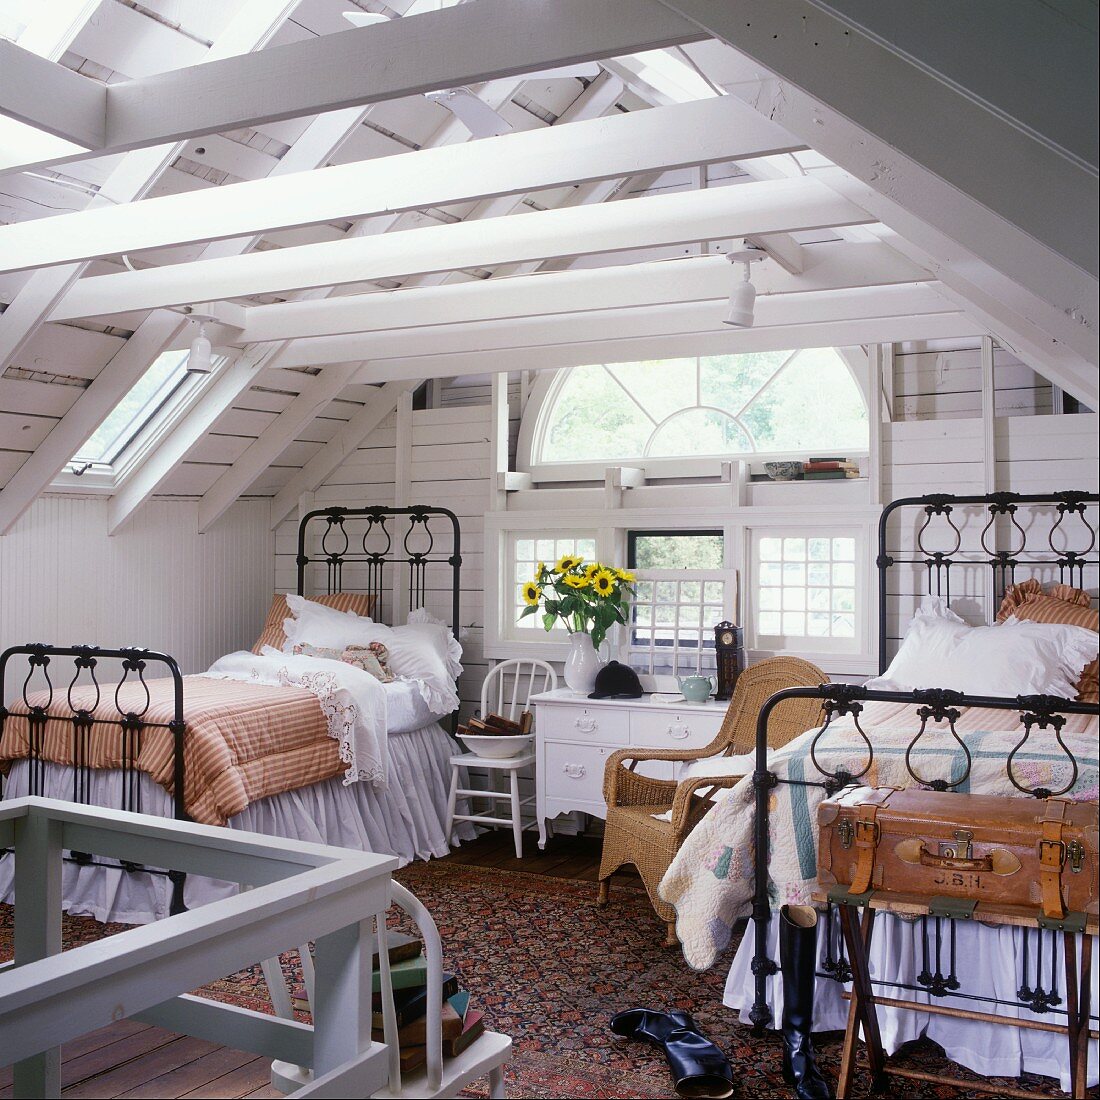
[868, 599, 1098, 698]
[283, 596, 461, 714]
[282, 594, 376, 650]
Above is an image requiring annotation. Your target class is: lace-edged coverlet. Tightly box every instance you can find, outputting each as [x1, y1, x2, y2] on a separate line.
[0, 672, 372, 826]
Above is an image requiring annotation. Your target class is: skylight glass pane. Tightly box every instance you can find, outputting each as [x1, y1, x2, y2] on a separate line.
[73, 351, 190, 465]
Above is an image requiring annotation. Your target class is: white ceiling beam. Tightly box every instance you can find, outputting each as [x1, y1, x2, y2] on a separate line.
[8, 0, 703, 174]
[196, 363, 362, 533]
[231, 240, 928, 344]
[0, 41, 105, 146]
[285, 283, 954, 369]
[0, 0, 300, 382]
[53, 179, 873, 320]
[353, 312, 976, 385]
[0, 96, 804, 275]
[194, 71, 624, 527]
[269, 380, 420, 529]
[658, 0, 1098, 280]
[113, 73, 533, 526]
[0, 0, 305, 534]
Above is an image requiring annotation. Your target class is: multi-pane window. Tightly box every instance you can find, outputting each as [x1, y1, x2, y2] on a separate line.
[510, 532, 597, 633]
[532, 348, 868, 468]
[627, 531, 732, 676]
[753, 532, 859, 650]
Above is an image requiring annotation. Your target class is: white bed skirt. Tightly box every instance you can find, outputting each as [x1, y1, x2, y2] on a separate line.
[724, 915, 1098, 1092]
[0, 721, 473, 925]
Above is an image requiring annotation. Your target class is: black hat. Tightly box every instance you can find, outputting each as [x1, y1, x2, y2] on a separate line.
[589, 660, 643, 700]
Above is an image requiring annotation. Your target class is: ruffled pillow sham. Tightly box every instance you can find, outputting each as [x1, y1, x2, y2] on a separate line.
[868, 597, 1096, 699]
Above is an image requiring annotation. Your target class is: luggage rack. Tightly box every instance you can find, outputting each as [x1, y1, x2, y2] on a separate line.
[812, 888, 1098, 1099]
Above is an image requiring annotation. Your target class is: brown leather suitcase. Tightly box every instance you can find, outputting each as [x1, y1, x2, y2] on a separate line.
[817, 786, 1099, 923]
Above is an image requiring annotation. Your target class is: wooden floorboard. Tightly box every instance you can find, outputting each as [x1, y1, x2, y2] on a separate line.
[3, 832, 610, 1098]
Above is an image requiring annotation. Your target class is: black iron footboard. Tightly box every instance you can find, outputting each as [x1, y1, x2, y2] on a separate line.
[0, 644, 188, 915]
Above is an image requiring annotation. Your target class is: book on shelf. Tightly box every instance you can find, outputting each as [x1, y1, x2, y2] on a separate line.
[371, 998, 465, 1047]
[371, 954, 430, 993]
[446, 1008, 487, 1057]
[803, 460, 858, 473]
[804, 469, 860, 480]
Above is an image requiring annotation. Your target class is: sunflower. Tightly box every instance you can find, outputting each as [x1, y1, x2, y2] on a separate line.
[582, 562, 601, 581]
[591, 568, 617, 597]
[562, 573, 589, 589]
[535, 560, 546, 579]
[521, 580, 540, 606]
[555, 553, 583, 573]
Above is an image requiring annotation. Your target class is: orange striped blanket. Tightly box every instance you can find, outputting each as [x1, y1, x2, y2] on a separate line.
[0, 675, 342, 826]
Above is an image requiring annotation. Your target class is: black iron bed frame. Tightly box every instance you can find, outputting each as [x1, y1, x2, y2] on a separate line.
[1, 505, 462, 917]
[748, 490, 1100, 1035]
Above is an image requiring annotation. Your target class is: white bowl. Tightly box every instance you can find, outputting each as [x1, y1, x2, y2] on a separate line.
[458, 732, 534, 759]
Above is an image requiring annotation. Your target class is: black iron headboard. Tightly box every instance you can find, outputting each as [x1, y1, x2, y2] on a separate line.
[296, 505, 462, 630]
[876, 491, 1098, 674]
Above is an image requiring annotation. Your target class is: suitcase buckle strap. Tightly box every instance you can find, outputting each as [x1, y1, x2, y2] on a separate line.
[1038, 837, 1066, 870]
[854, 818, 880, 847]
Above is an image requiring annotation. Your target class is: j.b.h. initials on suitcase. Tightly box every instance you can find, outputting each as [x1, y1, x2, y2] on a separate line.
[815, 786, 1099, 1099]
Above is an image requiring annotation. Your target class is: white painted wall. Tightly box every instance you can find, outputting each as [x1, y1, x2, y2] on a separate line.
[0, 494, 273, 681]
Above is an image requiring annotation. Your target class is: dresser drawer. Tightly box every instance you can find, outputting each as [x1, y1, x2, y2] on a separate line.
[543, 741, 613, 804]
[630, 709, 725, 751]
[540, 704, 630, 744]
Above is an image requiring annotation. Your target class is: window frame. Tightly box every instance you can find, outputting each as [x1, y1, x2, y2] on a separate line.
[517, 348, 871, 483]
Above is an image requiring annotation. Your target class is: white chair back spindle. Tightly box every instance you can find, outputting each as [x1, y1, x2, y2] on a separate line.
[480, 659, 557, 724]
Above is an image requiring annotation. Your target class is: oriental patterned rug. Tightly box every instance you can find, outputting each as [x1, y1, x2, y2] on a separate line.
[0, 863, 1071, 1098]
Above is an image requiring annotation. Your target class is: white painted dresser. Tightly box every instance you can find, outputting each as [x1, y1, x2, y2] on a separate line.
[529, 688, 729, 848]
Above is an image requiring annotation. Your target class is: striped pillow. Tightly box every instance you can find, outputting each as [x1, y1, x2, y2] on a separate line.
[996, 579, 1043, 622]
[1011, 590, 1098, 704]
[251, 592, 377, 654]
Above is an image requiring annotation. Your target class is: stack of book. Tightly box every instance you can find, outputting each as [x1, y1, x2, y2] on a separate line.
[456, 710, 533, 739]
[802, 457, 860, 480]
[368, 933, 486, 1072]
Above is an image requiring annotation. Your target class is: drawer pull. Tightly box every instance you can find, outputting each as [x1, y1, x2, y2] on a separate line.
[668, 723, 690, 740]
[574, 717, 598, 733]
[562, 763, 587, 779]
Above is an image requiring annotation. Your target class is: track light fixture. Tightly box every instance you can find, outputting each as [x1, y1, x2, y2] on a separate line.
[186, 318, 213, 374]
[721, 247, 766, 329]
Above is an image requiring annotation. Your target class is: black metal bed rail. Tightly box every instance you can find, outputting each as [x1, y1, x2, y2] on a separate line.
[877, 491, 1099, 674]
[296, 505, 462, 633]
[0, 643, 189, 915]
[749, 682, 1100, 1032]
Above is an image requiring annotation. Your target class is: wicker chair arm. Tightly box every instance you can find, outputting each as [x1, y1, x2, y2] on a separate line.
[603, 748, 680, 807]
[670, 774, 746, 838]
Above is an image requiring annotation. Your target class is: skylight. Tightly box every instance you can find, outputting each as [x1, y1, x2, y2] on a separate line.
[72, 350, 191, 467]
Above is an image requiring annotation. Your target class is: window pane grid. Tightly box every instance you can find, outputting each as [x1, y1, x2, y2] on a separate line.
[630, 569, 726, 676]
[511, 533, 597, 632]
[755, 533, 858, 648]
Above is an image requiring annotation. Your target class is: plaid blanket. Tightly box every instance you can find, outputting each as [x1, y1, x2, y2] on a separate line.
[659, 701, 1099, 970]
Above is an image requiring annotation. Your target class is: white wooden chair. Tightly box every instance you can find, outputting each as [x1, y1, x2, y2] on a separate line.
[446, 659, 557, 858]
[270, 882, 511, 1098]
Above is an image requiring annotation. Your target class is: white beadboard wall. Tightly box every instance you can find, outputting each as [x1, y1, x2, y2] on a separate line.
[0, 494, 273, 679]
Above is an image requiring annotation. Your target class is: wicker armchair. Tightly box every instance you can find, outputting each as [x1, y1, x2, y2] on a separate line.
[596, 656, 828, 945]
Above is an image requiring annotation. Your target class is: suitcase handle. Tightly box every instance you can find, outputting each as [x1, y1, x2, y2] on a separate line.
[918, 846, 993, 873]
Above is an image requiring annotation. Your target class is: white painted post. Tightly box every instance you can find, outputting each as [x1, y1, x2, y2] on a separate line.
[12, 810, 63, 1099]
[311, 918, 373, 1077]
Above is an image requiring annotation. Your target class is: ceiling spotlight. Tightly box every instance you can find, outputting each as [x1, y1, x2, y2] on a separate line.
[186, 319, 213, 374]
[722, 249, 765, 328]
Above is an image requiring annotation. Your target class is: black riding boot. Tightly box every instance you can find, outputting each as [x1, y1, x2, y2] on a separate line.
[779, 905, 833, 1100]
[611, 1008, 734, 1098]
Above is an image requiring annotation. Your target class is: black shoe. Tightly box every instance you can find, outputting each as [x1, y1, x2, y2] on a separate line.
[611, 1008, 735, 1099]
[779, 906, 833, 1099]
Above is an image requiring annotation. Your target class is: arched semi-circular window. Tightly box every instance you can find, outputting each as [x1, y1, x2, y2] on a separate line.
[522, 348, 869, 472]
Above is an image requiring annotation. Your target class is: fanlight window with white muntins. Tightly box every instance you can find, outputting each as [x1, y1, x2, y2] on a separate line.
[526, 347, 869, 472]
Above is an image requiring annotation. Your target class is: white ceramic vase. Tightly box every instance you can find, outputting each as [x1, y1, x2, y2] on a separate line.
[564, 632, 604, 695]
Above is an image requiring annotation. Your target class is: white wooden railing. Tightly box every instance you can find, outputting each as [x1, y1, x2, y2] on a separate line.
[0, 796, 397, 1099]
